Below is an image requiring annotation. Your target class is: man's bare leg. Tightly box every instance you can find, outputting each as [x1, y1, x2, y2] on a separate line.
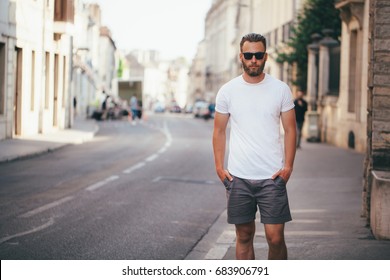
[235, 221, 256, 260]
[264, 223, 287, 260]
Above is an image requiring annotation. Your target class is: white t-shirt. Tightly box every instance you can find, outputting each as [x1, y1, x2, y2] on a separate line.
[215, 74, 294, 180]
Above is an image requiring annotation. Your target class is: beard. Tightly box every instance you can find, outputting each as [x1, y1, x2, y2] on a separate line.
[241, 58, 266, 77]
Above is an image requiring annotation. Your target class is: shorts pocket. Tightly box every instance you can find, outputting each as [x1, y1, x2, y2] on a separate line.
[223, 177, 233, 191]
[274, 176, 286, 187]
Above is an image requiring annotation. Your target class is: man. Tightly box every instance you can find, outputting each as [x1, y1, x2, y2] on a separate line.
[294, 90, 308, 149]
[130, 95, 139, 125]
[212, 33, 296, 260]
[101, 94, 110, 121]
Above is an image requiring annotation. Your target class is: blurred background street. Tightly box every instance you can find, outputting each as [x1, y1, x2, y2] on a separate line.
[1, 113, 390, 259]
[0, 113, 226, 259]
[1, 0, 389, 260]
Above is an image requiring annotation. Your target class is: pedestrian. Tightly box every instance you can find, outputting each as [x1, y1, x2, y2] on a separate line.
[212, 33, 297, 260]
[102, 94, 110, 121]
[130, 95, 139, 125]
[294, 90, 308, 149]
[73, 96, 77, 116]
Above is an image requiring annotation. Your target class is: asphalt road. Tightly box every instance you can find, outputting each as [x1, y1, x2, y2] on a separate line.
[0, 114, 226, 259]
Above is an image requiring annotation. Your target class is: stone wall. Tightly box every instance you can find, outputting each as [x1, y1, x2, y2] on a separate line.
[364, 0, 390, 239]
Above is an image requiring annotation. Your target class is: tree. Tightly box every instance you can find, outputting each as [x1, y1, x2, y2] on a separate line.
[117, 59, 123, 78]
[277, 0, 341, 91]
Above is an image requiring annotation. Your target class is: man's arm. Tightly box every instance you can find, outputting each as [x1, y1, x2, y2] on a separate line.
[272, 109, 297, 182]
[212, 112, 232, 182]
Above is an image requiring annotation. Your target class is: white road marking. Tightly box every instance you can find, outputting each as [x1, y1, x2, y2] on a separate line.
[204, 245, 230, 260]
[152, 176, 162, 183]
[19, 196, 74, 218]
[291, 209, 328, 213]
[86, 120, 173, 192]
[145, 154, 159, 162]
[284, 231, 340, 236]
[291, 219, 321, 224]
[0, 218, 54, 244]
[86, 175, 119, 192]
[123, 162, 146, 174]
[216, 230, 236, 243]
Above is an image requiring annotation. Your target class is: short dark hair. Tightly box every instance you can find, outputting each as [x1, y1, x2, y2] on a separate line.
[240, 33, 267, 52]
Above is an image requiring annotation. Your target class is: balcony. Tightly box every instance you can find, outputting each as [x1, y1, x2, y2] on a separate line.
[53, 0, 74, 35]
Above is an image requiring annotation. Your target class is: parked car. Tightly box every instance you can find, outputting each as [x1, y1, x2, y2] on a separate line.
[153, 102, 165, 113]
[169, 102, 182, 113]
[183, 104, 193, 114]
[193, 101, 209, 118]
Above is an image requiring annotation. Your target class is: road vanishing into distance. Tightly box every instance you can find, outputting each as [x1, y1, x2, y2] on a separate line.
[0, 113, 226, 259]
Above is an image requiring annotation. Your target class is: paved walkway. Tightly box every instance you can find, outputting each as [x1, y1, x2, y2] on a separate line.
[186, 142, 390, 260]
[1, 118, 389, 260]
[0, 116, 98, 164]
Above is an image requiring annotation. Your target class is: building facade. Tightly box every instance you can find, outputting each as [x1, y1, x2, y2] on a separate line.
[72, 2, 117, 118]
[187, 40, 206, 104]
[364, 0, 390, 240]
[0, 1, 117, 137]
[235, 0, 304, 85]
[0, 0, 74, 140]
[333, 0, 369, 152]
[0, 0, 15, 139]
[189, 0, 305, 105]
[204, 0, 239, 100]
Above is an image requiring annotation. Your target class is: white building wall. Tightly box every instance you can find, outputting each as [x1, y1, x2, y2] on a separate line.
[72, 2, 105, 118]
[41, 0, 73, 133]
[0, 0, 13, 140]
[1, 0, 118, 139]
[188, 39, 206, 103]
[12, 0, 47, 136]
[253, 0, 304, 81]
[335, 0, 369, 152]
[204, 0, 239, 97]
[143, 66, 163, 104]
[176, 67, 189, 108]
[201, 0, 303, 103]
[98, 35, 116, 96]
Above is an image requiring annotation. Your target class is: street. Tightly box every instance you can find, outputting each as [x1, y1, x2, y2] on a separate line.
[1, 113, 390, 260]
[0, 114, 226, 259]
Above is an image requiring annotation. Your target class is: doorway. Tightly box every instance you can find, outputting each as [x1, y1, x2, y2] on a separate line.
[14, 47, 22, 136]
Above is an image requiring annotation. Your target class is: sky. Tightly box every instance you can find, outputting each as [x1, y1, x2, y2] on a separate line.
[83, 0, 212, 61]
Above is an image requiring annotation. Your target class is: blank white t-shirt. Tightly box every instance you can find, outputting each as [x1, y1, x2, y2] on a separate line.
[215, 74, 294, 180]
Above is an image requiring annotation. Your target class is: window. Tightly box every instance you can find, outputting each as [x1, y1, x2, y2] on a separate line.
[328, 46, 340, 96]
[31, 51, 35, 111]
[45, 52, 50, 109]
[62, 56, 66, 108]
[348, 30, 357, 113]
[54, 0, 74, 23]
[0, 43, 5, 115]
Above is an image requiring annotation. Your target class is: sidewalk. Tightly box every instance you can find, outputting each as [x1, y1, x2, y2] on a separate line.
[186, 141, 390, 260]
[1, 120, 389, 259]
[0, 116, 99, 164]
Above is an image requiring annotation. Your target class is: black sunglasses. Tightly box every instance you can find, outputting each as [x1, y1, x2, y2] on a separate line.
[242, 52, 266, 60]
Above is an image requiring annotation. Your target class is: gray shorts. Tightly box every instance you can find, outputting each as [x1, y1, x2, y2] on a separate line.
[223, 175, 292, 224]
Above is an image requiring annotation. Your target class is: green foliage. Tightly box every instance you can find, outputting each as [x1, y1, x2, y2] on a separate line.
[117, 59, 123, 78]
[277, 0, 341, 91]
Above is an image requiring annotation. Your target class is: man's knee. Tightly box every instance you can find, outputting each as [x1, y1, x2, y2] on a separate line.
[235, 223, 255, 244]
[266, 234, 285, 248]
[264, 224, 285, 247]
